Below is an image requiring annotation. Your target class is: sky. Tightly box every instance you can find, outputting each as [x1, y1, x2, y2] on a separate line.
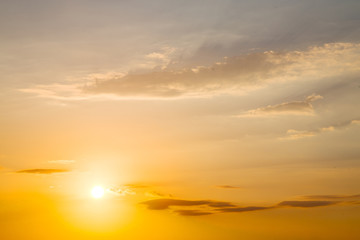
[1, 0, 360, 239]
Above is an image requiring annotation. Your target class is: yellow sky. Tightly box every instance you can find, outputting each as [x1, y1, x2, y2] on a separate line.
[1, 0, 360, 239]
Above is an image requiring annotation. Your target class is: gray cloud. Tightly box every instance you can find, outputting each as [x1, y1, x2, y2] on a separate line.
[174, 209, 213, 216]
[278, 201, 337, 208]
[216, 206, 273, 213]
[15, 168, 69, 174]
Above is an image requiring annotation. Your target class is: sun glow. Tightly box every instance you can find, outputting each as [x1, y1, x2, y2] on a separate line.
[91, 186, 105, 198]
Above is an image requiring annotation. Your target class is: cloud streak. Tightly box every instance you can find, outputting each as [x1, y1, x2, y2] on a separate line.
[141, 196, 353, 216]
[107, 186, 136, 196]
[216, 185, 242, 189]
[15, 169, 69, 174]
[141, 199, 233, 210]
[240, 94, 323, 117]
[174, 210, 213, 216]
[303, 194, 360, 200]
[281, 119, 360, 140]
[278, 201, 337, 208]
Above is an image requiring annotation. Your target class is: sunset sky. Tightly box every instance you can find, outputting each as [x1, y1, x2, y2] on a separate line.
[1, 0, 360, 239]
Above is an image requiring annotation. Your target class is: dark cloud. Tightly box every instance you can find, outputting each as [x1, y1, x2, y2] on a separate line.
[142, 195, 353, 216]
[216, 206, 273, 213]
[278, 201, 337, 208]
[208, 202, 237, 208]
[174, 210, 213, 216]
[141, 199, 216, 210]
[15, 169, 69, 174]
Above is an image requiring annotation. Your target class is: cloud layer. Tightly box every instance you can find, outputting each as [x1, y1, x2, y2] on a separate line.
[19, 42, 360, 100]
[84, 43, 360, 98]
[141, 195, 359, 216]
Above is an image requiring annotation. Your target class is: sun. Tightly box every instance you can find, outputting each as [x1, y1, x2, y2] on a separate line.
[91, 186, 105, 198]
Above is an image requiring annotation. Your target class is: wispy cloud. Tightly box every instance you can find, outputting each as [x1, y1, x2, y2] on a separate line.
[106, 183, 173, 198]
[239, 94, 323, 117]
[145, 191, 174, 198]
[124, 183, 150, 189]
[19, 42, 360, 100]
[15, 169, 69, 174]
[303, 194, 360, 200]
[280, 119, 360, 140]
[107, 186, 136, 196]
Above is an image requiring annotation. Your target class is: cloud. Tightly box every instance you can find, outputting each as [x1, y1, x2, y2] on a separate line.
[141, 198, 236, 210]
[141, 199, 217, 210]
[240, 94, 323, 117]
[351, 120, 360, 125]
[281, 119, 360, 140]
[216, 185, 242, 189]
[83, 51, 278, 98]
[141, 194, 356, 216]
[48, 160, 75, 165]
[174, 210, 213, 216]
[145, 191, 173, 198]
[303, 194, 360, 200]
[107, 186, 136, 196]
[278, 201, 337, 208]
[19, 42, 360, 100]
[216, 206, 273, 213]
[106, 183, 175, 199]
[15, 169, 69, 174]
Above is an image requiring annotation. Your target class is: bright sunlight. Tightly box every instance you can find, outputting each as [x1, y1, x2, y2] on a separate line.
[91, 186, 105, 198]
